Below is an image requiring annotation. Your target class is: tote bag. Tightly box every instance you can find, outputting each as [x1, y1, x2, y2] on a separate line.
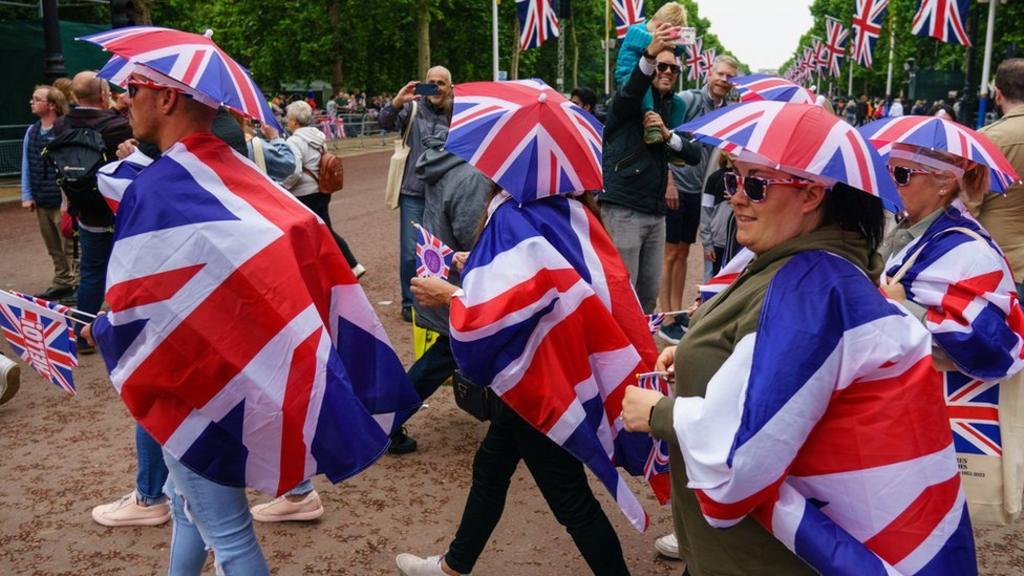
[384, 102, 417, 210]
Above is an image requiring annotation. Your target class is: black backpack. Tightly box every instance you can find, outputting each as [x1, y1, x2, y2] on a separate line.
[42, 117, 114, 219]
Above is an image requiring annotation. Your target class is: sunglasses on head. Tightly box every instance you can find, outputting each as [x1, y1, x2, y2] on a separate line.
[723, 171, 813, 203]
[888, 165, 933, 187]
[656, 62, 682, 75]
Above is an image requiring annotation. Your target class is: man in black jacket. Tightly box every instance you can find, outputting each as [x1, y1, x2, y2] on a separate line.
[600, 23, 701, 314]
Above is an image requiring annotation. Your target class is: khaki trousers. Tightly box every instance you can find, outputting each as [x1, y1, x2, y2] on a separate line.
[35, 206, 78, 289]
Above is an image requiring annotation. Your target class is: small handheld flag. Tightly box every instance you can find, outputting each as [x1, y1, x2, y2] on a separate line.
[414, 222, 455, 280]
[0, 290, 80, 395]
[635, 371, 671, 482]
[646, 313, 665, 335]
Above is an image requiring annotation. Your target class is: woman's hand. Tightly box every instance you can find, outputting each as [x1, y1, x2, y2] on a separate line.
[452, 251, 470, 273]
[655, 345, 677, 378]
[81, 322, 96, 347]
[880, 280, 906, 302]
[622, 385, 665, 433]
[410, 276, 458, 308]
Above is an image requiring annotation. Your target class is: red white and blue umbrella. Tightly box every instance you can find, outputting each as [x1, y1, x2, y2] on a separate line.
[677, 101, 902, 212]
[80, 26, 281, 130]
[446, 79, 603, 204]
[859, 116, 1021, 193]
[732, 74, 816, 105]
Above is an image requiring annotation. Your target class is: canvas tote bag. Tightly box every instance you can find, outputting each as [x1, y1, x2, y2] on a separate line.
[384, 101, 418, 210]
[886, 225, 1024, 525]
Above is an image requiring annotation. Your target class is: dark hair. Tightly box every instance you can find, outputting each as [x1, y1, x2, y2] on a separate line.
[995, 58, 1024, 102]
[570, 87, 597, 112]
[928, 102, 957, 122]
[820, 182, 885, 253]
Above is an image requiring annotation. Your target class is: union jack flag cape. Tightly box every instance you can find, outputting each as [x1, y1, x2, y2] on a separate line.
[673, 250, 977, 574]
[913, 0, 971, 46]
[0, 290, 78, 395]
[611, 0, 645, 40]
[884, 200, 1024, 456]
[97, 148, 153, 214]
[516, 0, 559, 51]
[684, 37, 703, 82]
[449, 193, 664, 531]
[415, 223, 455, 280]
[698, 248, 755, 302]
[91, 132, 421, 496]
[851, 0, 889, 68]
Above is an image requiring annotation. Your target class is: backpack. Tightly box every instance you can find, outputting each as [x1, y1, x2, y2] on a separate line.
[304, 146, 345, 194]
[42, 117, 113, 218]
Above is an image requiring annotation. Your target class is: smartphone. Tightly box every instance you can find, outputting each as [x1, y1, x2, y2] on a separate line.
[414, 83, 439, 96]
[675, 27, 697, 46]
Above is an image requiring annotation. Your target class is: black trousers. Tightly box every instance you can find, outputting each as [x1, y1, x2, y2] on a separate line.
[444, 403, 630, 576]
[407, 334, 457, 401]
[297, 192, 359, 268]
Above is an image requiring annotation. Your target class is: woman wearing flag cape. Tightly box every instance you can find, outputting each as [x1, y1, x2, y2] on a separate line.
[621, 102, 978, 575]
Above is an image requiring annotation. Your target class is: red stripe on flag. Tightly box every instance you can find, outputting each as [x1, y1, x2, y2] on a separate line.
[865, 472, 961, 565]
[948, 404, 999, 423]
[106, 264, 205, 313]
[928, 270, 1004, 328]
[954, 422, 1002, 455]
[277, 328, 319, 495]
[180, 51, 205, 86]
[694, 474, 787, 522]
[451, 268, 582, 333]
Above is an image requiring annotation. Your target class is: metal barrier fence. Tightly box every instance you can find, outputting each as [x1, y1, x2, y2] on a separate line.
[0, 125, 29, 177]
[315, 112, 395, 148]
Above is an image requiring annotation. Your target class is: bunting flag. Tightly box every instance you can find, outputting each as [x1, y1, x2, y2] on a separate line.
[0, 290, 78, 395]
[912, 0, 971, 46]
[825, 16, 850, 78]
[851, 0, 889, 68]
[685, 36, 704, 82]
[516, 0, 559, 51]
[611, 0, 645, 40]
[414, 223, 455, 280]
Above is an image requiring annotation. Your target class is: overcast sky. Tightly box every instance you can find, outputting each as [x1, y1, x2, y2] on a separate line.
[698, 0, 814, 71]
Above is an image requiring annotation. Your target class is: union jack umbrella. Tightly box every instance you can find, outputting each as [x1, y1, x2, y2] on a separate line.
[684, 36, 704, 82]
[824, 16, 849, 78]
[516, 0, 559, 51]
[446, 79, 603, 204]
[851, 0, 889, 68]
[80, 26, 281, 130]
[676, 101, 902, 212]
[414, 223, 455, 280]
[912, 0, 971, 46]
[732, 74, 815, 105]
[0, 290, 79, 395]
[611, 0, 645, 40]
[859, 115, 1021, 192]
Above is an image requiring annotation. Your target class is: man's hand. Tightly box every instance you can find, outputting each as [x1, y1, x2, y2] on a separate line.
[665, 181, 679, 210]
[392, 81, 420, 108]
[410, 276, 459, 308]
[81, 322, 96, 347]
[260, 123, 280, 140]
[116, 138, 138, 160]
[704, 247, 716, 263]
[621, 385, 665, 433]
[452, 251, 470, 273]
[644, 111, 671, 141]
[655, 345, 677, 375]
[880, 280, 906, 302]
[645, 22, 677, 58]
[21, 200, 35, 211]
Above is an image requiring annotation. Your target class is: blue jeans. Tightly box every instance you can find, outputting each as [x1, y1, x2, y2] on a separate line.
[399, 194, 425, 311]
[163, 450, 269, 576]
[285, 479, 314, 497]
[136, 424, 169, 505]
[76, 228, 113, 335]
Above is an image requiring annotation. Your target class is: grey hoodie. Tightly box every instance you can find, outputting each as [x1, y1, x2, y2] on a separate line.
[283, 126, 326, 197]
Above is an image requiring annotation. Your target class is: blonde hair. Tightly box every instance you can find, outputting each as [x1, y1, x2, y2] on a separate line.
[652, 2, 687, 27]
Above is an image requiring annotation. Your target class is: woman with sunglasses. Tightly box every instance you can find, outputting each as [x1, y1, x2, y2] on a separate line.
[879, 144, 1024, 523]
[622, 150, 978, 574]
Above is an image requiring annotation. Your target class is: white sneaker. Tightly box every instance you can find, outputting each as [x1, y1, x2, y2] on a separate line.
[655, 532, 681, 559]
[91, 491, 171, 527]
[250, 490, 324, 522]
[352, 263, 367, 279]
[396, 553, 466, 576]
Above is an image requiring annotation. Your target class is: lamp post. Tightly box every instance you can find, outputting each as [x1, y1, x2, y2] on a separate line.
[41, 0, 66, 83]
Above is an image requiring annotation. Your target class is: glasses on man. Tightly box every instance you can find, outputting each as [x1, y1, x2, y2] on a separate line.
[656, 62, 682, 75]
[126, 79, 184, 98]
[888, 165, 933, 187]
[30, 96, 48, 103]
[723, 171, 813, 203]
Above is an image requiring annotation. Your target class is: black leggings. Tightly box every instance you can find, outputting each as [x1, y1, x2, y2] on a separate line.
[297, 193, 359, 268]
[444, 403, 630, 575]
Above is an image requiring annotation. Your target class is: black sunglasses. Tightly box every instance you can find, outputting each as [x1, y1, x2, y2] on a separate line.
[656, 62, 682, 75]
[888, 165, 932, 187]
[723, 171, 813, 203]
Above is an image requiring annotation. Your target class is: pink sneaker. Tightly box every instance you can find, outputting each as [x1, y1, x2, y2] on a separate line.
[250, 490, 324, 522]
[91, 491, 170, 527]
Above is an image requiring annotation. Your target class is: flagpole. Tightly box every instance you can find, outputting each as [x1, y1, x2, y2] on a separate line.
[604, 0, 610, 96]
[492, 0, 499, 81]
[847, 57, 854, 96]
[884, 24, 895, 97]
[977, 0, 999, 128]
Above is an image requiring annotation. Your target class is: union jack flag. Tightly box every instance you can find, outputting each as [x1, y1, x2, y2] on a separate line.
[811, 36, 828, 73]
[684, 36, 703, 82]
[913, 0, 971, 46]
[516, 0, 559, 51]
[851, 0, 889, 68]
[415, 223, 455, 280]
[97, 148, 153, 215]
[697, 248, 755, 301]
[611, 0, 645, 40]
[732, 74, 815, 104]
[646, 313, 665, 335]
[700, 49, 717, 82]
[91, 132, 421, 497]
[0, 290, 78, 395]
[81, 27, 281, 129]
[446, 80, 602, 204]
[825, 16, 849, 78]
[635, 371, 670, 481]
[946, 372, 1002, 456]
[449, 193, 664, 531]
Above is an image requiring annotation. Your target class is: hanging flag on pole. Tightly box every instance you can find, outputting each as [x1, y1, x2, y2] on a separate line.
[611, 0, 645, 40]
[685, 36, 703, 82]
[912, 0, 971, 46]
[414, 223, 455, 280]
[825, 16, 849, 78]
[516, 0, 560, 51]
[851, 0, 889, 68]
[700, 49, 717, 83]
[811, 36, 828, 73]
[0, 290, 81, 395]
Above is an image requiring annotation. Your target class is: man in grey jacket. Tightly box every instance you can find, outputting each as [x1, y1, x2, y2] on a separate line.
[378, 66, 453, 322]
[388, 130, 491, 454]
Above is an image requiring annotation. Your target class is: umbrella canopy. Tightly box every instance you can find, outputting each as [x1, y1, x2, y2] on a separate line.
[445, 79, 603, 204]
[732, 74, 816, 105]
[676, 100, 901, 212]
[80, 26, 280, 130]
[859, 115, 1021, 193]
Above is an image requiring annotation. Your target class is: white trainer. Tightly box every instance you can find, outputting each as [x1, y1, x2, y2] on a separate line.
[655, 532, 681, 559]
[250, 490, 324, 522]
[396, 553, 466, 576]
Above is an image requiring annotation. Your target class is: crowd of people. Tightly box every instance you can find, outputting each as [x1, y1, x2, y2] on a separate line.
[8, 2, 1024, 574]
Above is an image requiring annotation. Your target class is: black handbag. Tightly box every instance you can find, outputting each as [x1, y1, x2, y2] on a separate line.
[452, 370, 493, 422]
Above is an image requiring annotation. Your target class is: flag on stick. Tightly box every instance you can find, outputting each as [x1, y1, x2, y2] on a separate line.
[414, 222, 455, 280]
[0, 290, 80, 395]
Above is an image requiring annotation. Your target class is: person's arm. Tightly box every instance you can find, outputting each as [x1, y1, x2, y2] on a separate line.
[607, 23, 675, 125]
[379, 81, 416, 131]
[20, 127, 32, 204]
[449, 171, 492, 251]
[614, 25, 653, 89]
[260, 136, 300, 184]
[280, 138, 304, 190]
